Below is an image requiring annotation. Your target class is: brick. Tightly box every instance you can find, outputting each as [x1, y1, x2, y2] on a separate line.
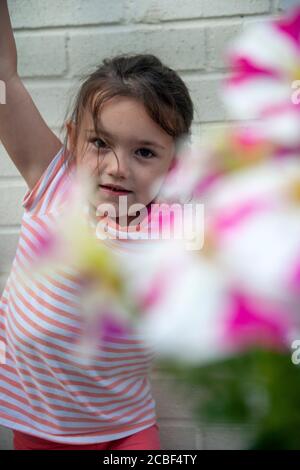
[0, 183, 26, 225]
[186, 76, 227, 123]
[0, 232, 20, 272]
[195, 430, 206, 450]
[126, 0, 271, 23]
[201, 0, 271, 17]
[0, 135, 64, 178]
[203, 424, 253, 450]
[150, 376, 205, 419]
[243, 16, 276, 29]
[68, 27, 206, 77]
[190, 121, 237, 149]
[9, 0, 123, 28]
[0, 273, 9, 293]
[158, 423, 198, 450]
[0, 143, 21, 177]
[272, 0, 281, 10]
[278, 0, 296, 12]
[206, 22, 244, 70]
[24, 81, 76, 128]
[125, 0, 203, 23]
[0, 426, 13, 450]
[15, 33, 66, 78]
[50, 126, 66, 142]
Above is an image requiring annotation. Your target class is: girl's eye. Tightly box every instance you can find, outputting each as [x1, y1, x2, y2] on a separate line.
[136, 148, 156, 159]
[89, 138, 108, 150]
[88, 138, 156, 159]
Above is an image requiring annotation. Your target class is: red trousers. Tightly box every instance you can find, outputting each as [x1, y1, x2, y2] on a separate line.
[13, 423, 161, 450]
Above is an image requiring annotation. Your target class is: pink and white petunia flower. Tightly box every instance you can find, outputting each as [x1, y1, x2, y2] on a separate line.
[223, 7, 300, 148]
[132, 236, 297, 364]
[133, 140, 300, 363]
[221, 289, 294, 353]
[134, 247, 232, 365]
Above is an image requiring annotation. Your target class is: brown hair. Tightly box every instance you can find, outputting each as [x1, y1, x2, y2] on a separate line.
[60, 53, 194, 172]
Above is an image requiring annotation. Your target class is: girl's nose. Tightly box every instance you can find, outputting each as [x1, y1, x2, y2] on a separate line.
[105, 149, 130, 179]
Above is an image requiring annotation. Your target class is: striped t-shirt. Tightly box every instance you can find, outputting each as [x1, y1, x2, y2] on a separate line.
[0, 145, 159, 444]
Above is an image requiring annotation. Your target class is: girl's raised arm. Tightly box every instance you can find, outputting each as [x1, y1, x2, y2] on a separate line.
[0, 0, 63, 190]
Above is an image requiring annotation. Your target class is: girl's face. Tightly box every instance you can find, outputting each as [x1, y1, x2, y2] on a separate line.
[67, 96, 176, 226]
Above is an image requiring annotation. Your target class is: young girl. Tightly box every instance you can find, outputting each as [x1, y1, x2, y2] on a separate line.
[0, 1, 194, 450]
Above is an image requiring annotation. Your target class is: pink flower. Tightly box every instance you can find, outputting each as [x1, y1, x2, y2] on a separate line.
[223, 290, 292, 352]
[211, 198, 274, 234]
[33, 228, 60, 259]
[289, 255, 300, 292]
[223, 7, 300, 149]
[97, 311, 133, 342]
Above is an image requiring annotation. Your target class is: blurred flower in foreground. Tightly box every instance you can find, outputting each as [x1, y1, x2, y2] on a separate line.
[127, 6, 300, 449]
[223, 6, 300, 151]
[154, 124, 300, 325]
[20, 167, 140, 359]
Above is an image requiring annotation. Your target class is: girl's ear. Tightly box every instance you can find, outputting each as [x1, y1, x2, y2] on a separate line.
[168, 155, 178, 172]
[65, 120, 76, 153]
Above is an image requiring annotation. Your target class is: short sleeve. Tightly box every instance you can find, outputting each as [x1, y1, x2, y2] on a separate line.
[22, 145, 71, 214]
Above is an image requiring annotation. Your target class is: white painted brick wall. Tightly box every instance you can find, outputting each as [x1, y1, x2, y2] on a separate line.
[0, 0, 282, 450]
[16, 32, 67, 78]
[68, 27, 207, 77]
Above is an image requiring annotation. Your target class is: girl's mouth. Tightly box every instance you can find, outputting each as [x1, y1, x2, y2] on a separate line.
[99, 185, 133, 196]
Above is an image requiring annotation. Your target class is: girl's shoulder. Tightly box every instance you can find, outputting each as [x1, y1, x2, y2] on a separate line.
[21, 146, 74, 216]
